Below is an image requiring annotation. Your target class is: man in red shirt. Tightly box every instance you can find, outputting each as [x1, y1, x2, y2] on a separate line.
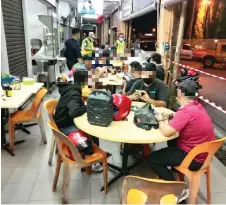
[148, 79, 215, 181]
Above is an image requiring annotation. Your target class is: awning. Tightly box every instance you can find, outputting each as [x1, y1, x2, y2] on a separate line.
[164, 0, 187, 7]
[122, 2, 157, 21]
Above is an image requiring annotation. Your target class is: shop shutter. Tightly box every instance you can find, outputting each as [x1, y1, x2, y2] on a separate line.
[2, 0, 28, 77]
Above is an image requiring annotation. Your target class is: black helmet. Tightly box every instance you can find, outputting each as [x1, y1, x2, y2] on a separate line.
[134, 103, 159, 131]
[181, 68, 188, 77]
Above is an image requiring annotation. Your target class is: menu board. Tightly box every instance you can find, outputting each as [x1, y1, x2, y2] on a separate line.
[122, 0, 133, 18]
[132, 0, 156, 13]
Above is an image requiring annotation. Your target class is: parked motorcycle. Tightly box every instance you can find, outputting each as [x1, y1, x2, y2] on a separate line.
[176, 68, 202, 91]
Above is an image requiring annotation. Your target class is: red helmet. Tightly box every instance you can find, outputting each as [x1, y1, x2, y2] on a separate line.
[113, 94, 132, 121]
[188, 69, 197, 76]
[66, 130, 93, 160]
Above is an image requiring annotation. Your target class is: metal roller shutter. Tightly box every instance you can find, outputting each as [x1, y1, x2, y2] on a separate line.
[2, 0, 28, 77]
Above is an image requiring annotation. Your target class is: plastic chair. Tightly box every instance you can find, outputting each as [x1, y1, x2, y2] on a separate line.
[121, 176, 187, 204]
[174, 137, 226, 204]
[8, 88, 48, 152]
[82, 87, 94, 102]
[47, 121, 108, 204]
[44, 99, 58, 166]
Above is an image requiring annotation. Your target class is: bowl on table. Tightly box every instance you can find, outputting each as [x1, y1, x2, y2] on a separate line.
[22, 78, 35, 85]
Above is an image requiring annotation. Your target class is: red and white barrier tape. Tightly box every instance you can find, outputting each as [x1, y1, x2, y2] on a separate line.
[168, 61, 226, 113]
[196, 94, 226, 114]
[172, 62, 226, 81]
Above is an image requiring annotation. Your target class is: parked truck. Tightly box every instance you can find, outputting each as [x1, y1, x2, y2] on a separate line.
[193, 43, 226, 68]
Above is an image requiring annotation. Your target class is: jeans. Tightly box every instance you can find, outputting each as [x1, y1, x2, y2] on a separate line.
[60, 124, 99, 146]
[147, 139, 203, 181]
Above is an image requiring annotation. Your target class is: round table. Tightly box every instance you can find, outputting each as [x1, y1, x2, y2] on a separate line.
[74, 102, 178, 191]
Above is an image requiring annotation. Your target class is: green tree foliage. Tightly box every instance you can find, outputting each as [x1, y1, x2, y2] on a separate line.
[194, 3, 205, 39]
[194, 0, 226, 39]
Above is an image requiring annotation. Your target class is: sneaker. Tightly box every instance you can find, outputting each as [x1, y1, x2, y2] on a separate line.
[177, 189, 189, 204]
[92, 163, 103, 173]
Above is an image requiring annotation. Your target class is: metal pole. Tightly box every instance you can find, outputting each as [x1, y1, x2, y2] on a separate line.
[167, 1, 188, 109]
[189, 0, 196, 44]
[157, 0, 160, 39]
[172, 0, 188, 80]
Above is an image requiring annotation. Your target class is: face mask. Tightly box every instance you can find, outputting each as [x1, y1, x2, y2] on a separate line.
[119, 37, 124, 41]
[90, 37, 94, 42]
[143, 78, 154, 85]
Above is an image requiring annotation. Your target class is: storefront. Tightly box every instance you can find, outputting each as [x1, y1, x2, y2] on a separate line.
[121, 0, 132, 48]
[109, 10, 121, 45]
[103, 17, 110, 44]
[121, 0, 157, 49]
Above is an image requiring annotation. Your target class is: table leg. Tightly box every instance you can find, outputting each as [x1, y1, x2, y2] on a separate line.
[112, 85, 116, 94]
[100, 143, 141, 191]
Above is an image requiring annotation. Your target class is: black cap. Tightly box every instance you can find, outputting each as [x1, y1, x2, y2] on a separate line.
[177, 79, 197, 96]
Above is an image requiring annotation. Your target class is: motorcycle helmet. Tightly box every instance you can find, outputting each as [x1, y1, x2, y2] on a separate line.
[66, 130, 93, 160]
[133, 103, 159, 131]
[181, 68, 188, 77]
[187, 69, 197, 76]
[113, 94, 132, 121]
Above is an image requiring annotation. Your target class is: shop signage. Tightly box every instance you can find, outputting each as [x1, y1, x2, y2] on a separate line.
[132, 0, 156, 13]
[78, 0, 104, 15]
[82, 24, 94, 30]
[122, 0, 132, 18]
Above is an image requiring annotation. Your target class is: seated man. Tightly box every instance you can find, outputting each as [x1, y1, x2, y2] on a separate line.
[148, 79, 215, 181]
[54, 70, 111, 172]
[147, 53, 165, 81]
[122, 61, 141, 95]
[127, 63, 168, 107]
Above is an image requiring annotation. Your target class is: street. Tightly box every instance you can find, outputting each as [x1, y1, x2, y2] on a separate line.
[180, 60, 226, 135]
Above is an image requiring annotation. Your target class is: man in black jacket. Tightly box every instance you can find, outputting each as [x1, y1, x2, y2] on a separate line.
[64, 28, 82, 70]
[54, 69, 110, 172]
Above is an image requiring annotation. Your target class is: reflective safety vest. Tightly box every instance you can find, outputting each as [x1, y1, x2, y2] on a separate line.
[116, 40, 125, 54]
[82, 38, 94, 56]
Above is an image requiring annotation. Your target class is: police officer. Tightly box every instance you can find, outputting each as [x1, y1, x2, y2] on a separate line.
[115, 33, 126, 55]
[81, 32, 96, 57]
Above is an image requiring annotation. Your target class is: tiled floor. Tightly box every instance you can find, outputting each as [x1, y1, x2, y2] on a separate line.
[2, 88, 226, 204]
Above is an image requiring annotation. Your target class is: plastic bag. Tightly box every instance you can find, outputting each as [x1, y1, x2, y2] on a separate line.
[133, 103, 159, 131]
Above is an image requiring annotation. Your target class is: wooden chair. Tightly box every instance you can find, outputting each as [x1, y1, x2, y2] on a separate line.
[174, 137, 226, 204]
[44, 99, 58, 166]
[8, 88, 48, 152]
[121, 176, 187, 204]
[47, 121, 108, 204]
